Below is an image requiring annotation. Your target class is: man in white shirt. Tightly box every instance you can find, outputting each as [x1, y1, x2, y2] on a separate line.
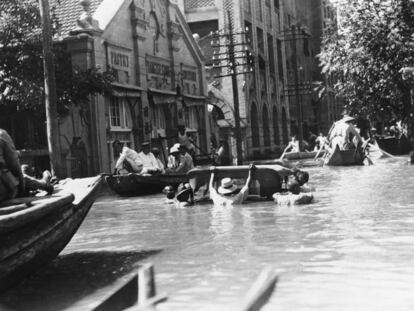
[138, 142, 162, 175]
[329, 115, 363, 150]
[209, 164, 254, 206]
[113, 140, 143, 174]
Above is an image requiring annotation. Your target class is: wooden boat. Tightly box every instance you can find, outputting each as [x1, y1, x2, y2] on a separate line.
[376, 135, 410, 155]
[324, 146, 364, 166]
[283, 150, 327, 160]
[105, 173, 188, 196]
[187, 165, 293, 199]
[0, 175, 102, 291]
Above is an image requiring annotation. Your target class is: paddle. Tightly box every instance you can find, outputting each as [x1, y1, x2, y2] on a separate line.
[313, 143, 325, 160]
[368, 142, 396, 159]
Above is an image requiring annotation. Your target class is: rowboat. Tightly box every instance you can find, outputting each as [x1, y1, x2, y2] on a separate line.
[324, 145, 364, 166]
[376, 135, 410, 155]
[0, 175, 102, 291]
[283, 150, 327, 160]
[105, 173, 188, 196]
[187, 165, 293, 199]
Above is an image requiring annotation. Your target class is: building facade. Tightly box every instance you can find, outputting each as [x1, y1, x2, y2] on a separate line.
[177, 0, 291, 162]
[53, 0, 210, 176]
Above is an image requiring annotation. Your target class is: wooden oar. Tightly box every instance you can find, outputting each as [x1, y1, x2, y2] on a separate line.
[368, 143, 396, 159]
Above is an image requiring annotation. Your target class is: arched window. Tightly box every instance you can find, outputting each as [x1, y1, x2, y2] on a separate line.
[262, 105, 270, 146]
[251, 102, 260, 147]
[273, 106, 280, 145]
[282, 107, 288, 144]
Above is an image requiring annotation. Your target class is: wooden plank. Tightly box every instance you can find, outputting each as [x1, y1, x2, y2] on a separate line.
[239, 267, 278, 311]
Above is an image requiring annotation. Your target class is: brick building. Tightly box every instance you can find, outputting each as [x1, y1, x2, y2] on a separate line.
[176, 0, 291, 162]
[51, 0, 210, 176]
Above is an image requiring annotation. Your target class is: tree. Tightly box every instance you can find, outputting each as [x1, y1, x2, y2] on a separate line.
[319, 0, 414, 137]
[0, 0, 114, 116]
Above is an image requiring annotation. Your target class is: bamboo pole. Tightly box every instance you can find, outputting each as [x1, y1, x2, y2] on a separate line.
[39, 0, 62, 177]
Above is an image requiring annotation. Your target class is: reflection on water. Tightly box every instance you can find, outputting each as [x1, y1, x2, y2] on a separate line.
[4, 158, 414, 310]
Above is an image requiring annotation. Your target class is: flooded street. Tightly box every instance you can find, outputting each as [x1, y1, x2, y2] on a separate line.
[64, 157, 414, 310]
[3, 158, 414, 310]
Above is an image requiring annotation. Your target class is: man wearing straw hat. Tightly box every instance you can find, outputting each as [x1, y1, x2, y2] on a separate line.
[329, 115, 363, 150]
[209, 164, 255, 206]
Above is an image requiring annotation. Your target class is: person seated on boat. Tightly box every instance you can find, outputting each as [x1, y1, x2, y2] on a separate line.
[315, 132, 328, 151]
[138, 142, 162, 175]
[113, 140, 143, 175]
[283, 135, 300, 154]
[0, 128, 25, 201]
[175, 183, 194, 208]
[329, 115, 363, 151]
[209, 164, 255, 207]
[21, 164, 54, 195]
[151, 147, 165, 174]
[165, 144, 194, 174]
[272, 180, 314, 206]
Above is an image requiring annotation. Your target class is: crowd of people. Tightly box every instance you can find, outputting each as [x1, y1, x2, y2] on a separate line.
[112, 141, 195, 177]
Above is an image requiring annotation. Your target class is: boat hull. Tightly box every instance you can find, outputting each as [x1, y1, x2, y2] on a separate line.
[324, 146, 364, 166]
[376, 135, 410, 155]
[105, 173, 188, 196]
[188, 165, 292, 199]
[283, 150, 327, 160]
[0, 176, 102, 291]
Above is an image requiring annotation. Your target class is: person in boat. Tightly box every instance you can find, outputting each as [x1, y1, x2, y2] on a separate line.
[151, 147, 165, 174]
[113, 140, 143, 174]
[0, 128, 25, 201]
[282, 135, 300, 154]
[209, 164, 255, 206]
[138, 142, 162, 175]
[315, 132, 328, 151]
[272, 180, 314, 205]
[328, 115, 363, 151]
[21, 164, 54, 195]
[165, 144, 194, 174]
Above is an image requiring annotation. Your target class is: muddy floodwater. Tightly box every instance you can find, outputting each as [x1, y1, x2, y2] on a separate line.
[2, 157, 414, 311]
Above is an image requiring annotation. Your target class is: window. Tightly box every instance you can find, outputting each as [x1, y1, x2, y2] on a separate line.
[109, 97, 130, 129]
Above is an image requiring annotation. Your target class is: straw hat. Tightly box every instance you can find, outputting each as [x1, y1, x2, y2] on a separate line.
[340, 115, 355, 123]
[169, 143, 180, 154]
[218, 177, 238, 195]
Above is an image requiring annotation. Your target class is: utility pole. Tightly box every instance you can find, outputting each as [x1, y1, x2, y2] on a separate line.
[291, 25, 304, 152]
[211, 11, 254, 165]
[39, 0, 62, 176]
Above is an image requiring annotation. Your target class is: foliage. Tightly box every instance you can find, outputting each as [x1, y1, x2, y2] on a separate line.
[0, 0, 114, 115]
[319, 0, 414, 124]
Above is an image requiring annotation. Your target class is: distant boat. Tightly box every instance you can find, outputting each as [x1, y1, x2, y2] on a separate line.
[0, 175, 102, 291]
[376, 135, 411, 155]
[283, 150, 327, 160]
[324, 146, 364, 166]
[187, 164, 293, 199]
[105, 173, 188, 196]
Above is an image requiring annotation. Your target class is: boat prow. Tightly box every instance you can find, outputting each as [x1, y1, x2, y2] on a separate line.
[0, 175, 102, 291]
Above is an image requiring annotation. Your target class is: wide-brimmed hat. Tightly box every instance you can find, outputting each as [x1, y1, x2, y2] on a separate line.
[141, 141, 150, 149]
[169, 143, 180, 154]
[218, 177, 238, 195]
[340, 115, 355, 123]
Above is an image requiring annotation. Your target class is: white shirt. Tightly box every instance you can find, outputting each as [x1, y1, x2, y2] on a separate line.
[115, 147, 143, 172]
[138, 151, 159, 169]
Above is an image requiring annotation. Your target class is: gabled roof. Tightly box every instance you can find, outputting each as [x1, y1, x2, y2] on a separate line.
[53, 0, 103, 38]
[53, 0, 125, 38]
